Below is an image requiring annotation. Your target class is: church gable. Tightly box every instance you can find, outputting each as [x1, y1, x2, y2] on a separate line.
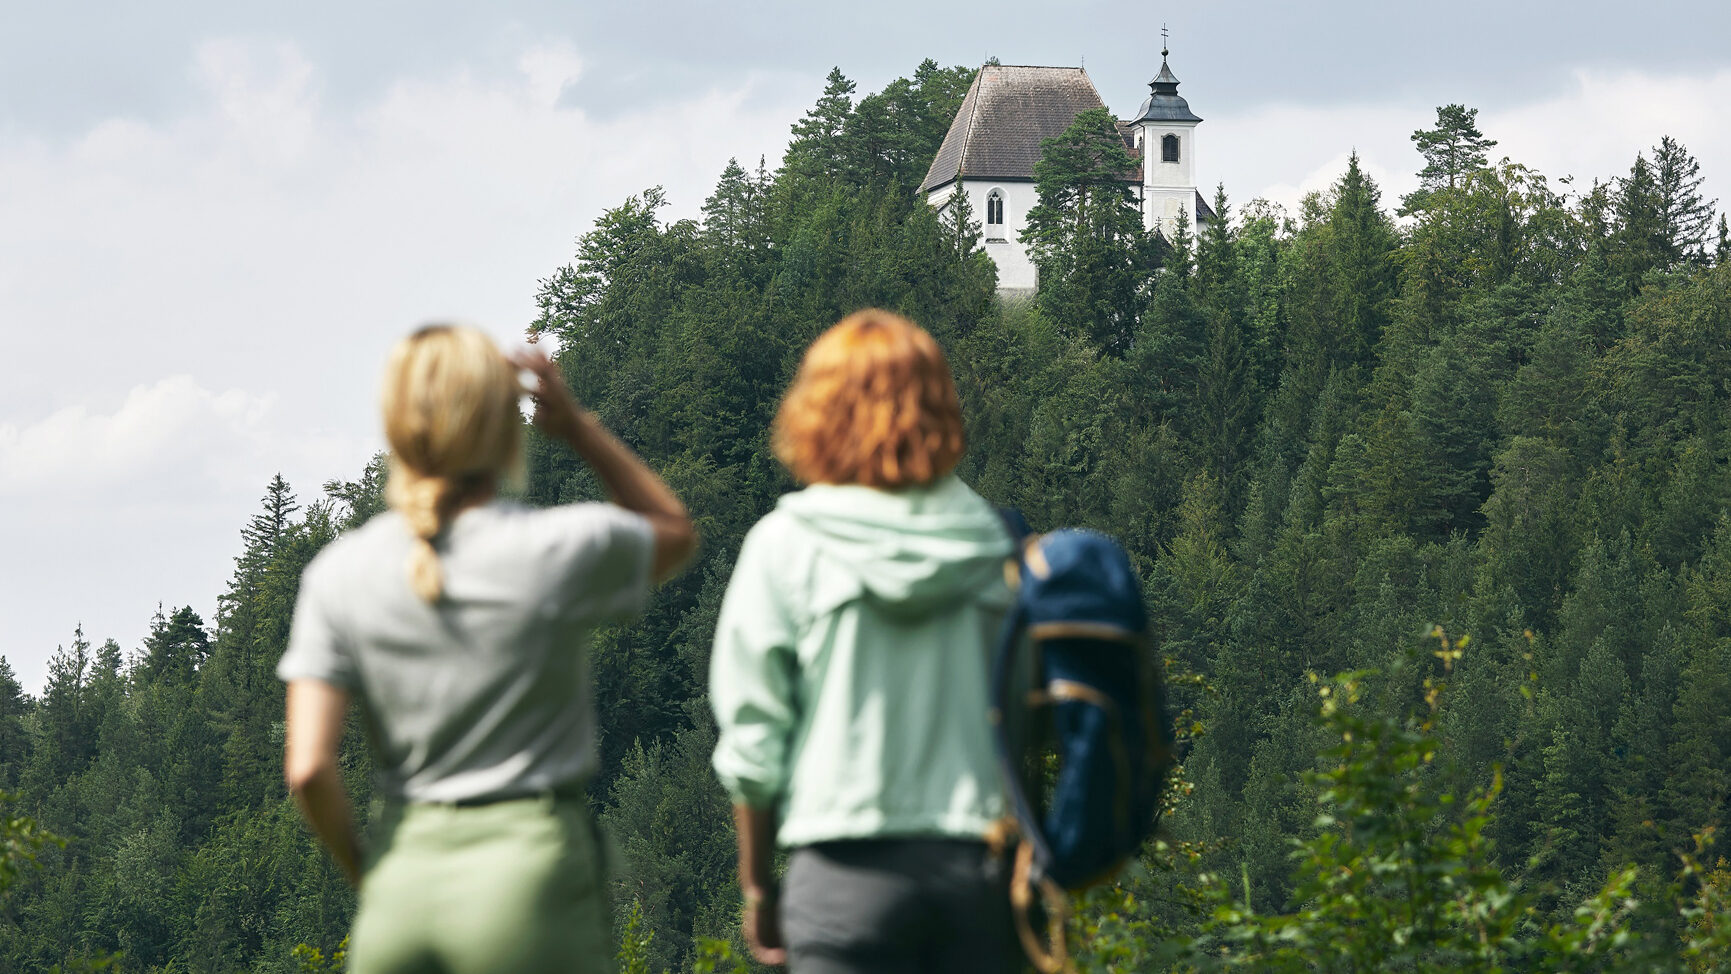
[921, 55, 1211, 292]
[918, 65, 1109, 193]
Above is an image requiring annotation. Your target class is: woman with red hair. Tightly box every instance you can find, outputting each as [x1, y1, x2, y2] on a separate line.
[710, 309, 1017, 972]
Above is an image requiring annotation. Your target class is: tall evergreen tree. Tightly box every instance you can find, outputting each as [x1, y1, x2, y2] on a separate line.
[1022, 106, 1150, 355]
[139, 606, 210, 687]
[1652, 135, 1715, 265]
[0, 658, 27, 788]
[1328, 154, 1399, 367]
[1611, 152, 1667, 294]
[781, 67, 857, 183]
[1190, 187, 1257, 499]
[26, 627, 93, 788]
[1401, 103, 1497, 213]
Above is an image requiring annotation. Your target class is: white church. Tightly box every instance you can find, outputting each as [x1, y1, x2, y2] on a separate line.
[920, 48, 1212, 293]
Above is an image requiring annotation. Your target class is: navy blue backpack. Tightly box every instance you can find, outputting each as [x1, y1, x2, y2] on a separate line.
[991, 517, 1175, 972]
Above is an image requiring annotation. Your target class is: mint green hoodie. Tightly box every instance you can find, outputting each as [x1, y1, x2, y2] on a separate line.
[709, 475, 1015, 846]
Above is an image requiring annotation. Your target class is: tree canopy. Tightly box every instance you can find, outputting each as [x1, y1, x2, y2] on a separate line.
[3, 73, 1729, 974]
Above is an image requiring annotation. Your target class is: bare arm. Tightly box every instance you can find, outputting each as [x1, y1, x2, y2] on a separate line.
[733, 804, 787, 966]
[512, 349, 699, 582]
[284, 679, 362, 885]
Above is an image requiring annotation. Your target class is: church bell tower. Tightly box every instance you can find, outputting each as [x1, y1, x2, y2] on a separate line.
[1131, 34, 1203, 238]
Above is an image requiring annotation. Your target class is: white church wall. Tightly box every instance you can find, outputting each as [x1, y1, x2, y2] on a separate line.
[966, 180, 1040, 292]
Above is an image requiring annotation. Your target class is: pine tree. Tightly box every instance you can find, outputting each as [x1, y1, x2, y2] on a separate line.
[701, 159, 759, 251]
[1401, 104, 1497, 213]
[939, 177, 983, 259]
[324, 452, 388, 530]
[242, 474, 299, 560]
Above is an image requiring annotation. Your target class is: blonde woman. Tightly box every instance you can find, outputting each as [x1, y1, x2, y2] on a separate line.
[279, 324, 696, 974]
[710, 310, 1017, 972]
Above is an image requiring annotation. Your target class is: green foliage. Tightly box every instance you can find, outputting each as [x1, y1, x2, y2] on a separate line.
[616, 899, 659, 974]
[1653, 137, 1715, 265]
[1137, 637, 1675, 972]
[290, 936, 346, 972]
[1023, 106, 1154, 355]
[7, 58, 1729, 973]
[1678, 833, 1731, 971]
[691, 937, 752, 974]
[0, 791, 64, 897]
[1403, 103, 1498, 213]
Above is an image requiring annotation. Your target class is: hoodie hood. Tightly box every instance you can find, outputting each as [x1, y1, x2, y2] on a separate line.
[775, 475, 1013, 619]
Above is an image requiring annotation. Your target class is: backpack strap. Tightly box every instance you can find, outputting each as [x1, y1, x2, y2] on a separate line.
[991, 510, 1058, 877]
[1011, 840, 1076, 974]
[990, 508, 1074, 973]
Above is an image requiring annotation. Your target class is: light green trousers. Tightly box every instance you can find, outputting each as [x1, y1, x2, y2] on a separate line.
[348, 794, 613, 974]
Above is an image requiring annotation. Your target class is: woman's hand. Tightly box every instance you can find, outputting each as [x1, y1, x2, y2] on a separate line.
[509, 347, 584, 442]
[510, 345, 699, 582]
[733, 805, 787, 965]
[742, 888, 788, 966]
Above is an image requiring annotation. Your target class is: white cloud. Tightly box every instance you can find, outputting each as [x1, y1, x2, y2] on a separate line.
[517, 41, 583, 107]
[1206, 67, 1731, 221]
[0, 35, 814, 692]
[0, 375, 271, 494]
[1488, 67, 1731, 191]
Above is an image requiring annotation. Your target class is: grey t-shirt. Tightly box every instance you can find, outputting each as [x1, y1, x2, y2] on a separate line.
[277, 500, 654, 803]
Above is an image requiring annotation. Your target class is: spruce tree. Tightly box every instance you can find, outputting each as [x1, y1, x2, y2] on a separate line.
[781, 67, 856, 183]
[1611, 152, 1667, 294]
[0, 658, 27, 788]
[1652, 135, 1715, 265]
[1328, 154, 1398, 367]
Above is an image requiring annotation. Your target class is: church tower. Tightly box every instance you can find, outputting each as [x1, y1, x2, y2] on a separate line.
[920, 50, 1213, 292]
[1130, 38, 1203, 238]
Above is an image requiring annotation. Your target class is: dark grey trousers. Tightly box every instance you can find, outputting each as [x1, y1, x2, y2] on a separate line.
[781, 838, 1016, 974]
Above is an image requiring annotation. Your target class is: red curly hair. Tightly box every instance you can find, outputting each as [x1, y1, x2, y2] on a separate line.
[773, 310, 966, 489]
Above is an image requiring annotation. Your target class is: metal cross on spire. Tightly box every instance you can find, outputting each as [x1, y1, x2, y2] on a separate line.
[1161, 23, 1170, 59]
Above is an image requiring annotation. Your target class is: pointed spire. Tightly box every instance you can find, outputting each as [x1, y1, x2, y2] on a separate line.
[1150, 26, 1181, 95]
[1134, 30, 1201, 124]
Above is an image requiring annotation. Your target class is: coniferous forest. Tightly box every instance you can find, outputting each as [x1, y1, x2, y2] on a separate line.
[4, 60, 1731, 972]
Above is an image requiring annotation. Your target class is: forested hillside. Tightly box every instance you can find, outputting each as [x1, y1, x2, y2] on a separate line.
[4, 59, 1730, 972]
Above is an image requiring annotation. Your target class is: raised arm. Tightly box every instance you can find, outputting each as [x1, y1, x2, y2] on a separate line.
[512, 348, 698, 582]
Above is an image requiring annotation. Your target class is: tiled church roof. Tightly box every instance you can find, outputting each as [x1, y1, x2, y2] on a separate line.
[919, 61, 1215, 225]
[918, 65, 1109, 193]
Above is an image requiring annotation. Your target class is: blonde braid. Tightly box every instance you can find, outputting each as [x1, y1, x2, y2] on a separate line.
[379, 323, 524, 603]
[386, 465, 465, 601]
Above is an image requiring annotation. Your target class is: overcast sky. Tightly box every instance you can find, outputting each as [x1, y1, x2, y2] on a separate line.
[2, 1, 1728, 692]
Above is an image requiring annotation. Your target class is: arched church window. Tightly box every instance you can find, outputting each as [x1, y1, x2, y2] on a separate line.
[1162, 134, 1180, 163]
[986, 190, 1005, 226]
